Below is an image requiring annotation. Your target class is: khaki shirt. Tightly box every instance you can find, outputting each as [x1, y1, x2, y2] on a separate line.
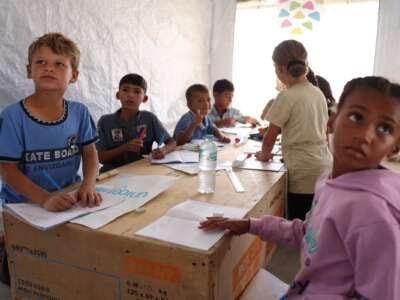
[266, 82, 332, 193]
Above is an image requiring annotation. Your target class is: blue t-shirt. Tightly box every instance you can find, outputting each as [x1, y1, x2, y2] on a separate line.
[96, 109, 171, 172]
[173, 111, 216, 141]
[0, 100, 97, 203]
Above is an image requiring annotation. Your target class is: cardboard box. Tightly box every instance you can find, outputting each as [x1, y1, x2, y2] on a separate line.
[5, 144, 285, 300]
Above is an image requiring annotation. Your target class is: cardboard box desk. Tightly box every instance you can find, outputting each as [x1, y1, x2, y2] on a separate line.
[4, 142, 285, 300]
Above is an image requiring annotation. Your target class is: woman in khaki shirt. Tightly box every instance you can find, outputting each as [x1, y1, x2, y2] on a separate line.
[256, 40, 332, 220]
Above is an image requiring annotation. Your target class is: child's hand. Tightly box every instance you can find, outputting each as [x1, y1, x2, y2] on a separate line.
[43, 192, 77, 212]
[243, 116, 259, 127]
[151, 148, 166, 159]
[198, 217, 250, 235]
[125, 139, 143, 152]
[258, 127, 267, 136]
[192, 110, 204, 126]
[223, 118, 236, 127]
[255, 150, 272, 161]
[77, 183, 102, 208]
[219, 135, 231, 143]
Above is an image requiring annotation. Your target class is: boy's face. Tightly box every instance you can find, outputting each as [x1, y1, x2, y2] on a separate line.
[188, 91, 211, 116]
[117, 83, 147, 111]
[328, 88, 400, 177]
[27, 46, 78, 91]
[214, 91, 233, 110]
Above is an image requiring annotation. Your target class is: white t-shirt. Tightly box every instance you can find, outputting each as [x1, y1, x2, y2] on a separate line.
[266, 82, 332, 193]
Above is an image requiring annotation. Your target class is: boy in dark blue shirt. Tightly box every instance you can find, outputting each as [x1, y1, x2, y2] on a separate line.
[97, 73, 176, 172]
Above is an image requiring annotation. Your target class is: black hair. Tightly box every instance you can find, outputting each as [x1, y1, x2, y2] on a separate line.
[272, 40, 308, 78]
[213, 79, 234, 94]
[337, 76, 400, 110]
[119, 73, 147, 92]
[307, 68, 336, 110]
[185, 84, 209, 102]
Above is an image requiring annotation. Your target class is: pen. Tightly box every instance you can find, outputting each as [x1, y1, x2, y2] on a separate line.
[158, 133, 165, 149]
[42, 170, 63, 192]
[139, 127, 147, 140]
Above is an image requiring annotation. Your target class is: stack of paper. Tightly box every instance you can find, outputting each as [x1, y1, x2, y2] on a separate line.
[234, 155, 284, 172]
[5, 186, 124, 230]
[5, 175, 177, 230]
[71, 175, 177, 229]
[151, 150, 199, 164]
[164, 160, 231, 175]
[136, 200, 248, 251]
[219, 124, 259, 136]
[182, 139, 225, 152]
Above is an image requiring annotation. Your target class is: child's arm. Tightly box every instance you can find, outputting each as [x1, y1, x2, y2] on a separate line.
[176, 110, 203, 146]
[213, 118, 236, 128]
[152, 138, 176, 159]
[249, 215, 305, 248]
[255, 123, 280, 161]
[242, 116, 259, 126]
[199, 215, 305, 249]
[212, 127, 231, 143]
[98, 139, 143, 164]
[0, 163, 76, 211]
[78, 143, 102, 207]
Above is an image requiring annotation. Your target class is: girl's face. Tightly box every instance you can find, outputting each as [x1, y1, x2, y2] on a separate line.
[328, 88, 400, 178]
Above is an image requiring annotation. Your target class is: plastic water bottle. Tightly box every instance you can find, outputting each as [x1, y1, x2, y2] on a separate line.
[198, 135, 217, 194]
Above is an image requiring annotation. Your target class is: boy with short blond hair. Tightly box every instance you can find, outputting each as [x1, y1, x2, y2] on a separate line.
[173, 84, 230, 146]
[0, 32, 101, 212]
[96, 73, 176, 172]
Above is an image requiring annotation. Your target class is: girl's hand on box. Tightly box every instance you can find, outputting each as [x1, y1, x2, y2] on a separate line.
[77, 183, 102, 207]
[43, 192, 77, 212]
[198, 217, 250, 235]
[255, 150, 272, 161]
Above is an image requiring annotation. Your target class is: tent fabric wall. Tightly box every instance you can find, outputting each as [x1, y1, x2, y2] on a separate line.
[0, 0, 236, 132]
[374, 0, 400, 84]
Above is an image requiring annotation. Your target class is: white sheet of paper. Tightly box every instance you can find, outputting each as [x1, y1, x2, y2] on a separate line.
[135, 199, 248, 251]
[5, 186, 124, 231]
[181, 139, 225, 152]
[151, 150, 199, 164]
[235, 156, 284, 172]
[219, 124, 259, 136]
[70, 175, 177, 229]
[164, 160, 230, 175]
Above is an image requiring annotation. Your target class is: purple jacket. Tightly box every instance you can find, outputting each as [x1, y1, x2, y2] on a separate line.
[250, 168, 400, 299]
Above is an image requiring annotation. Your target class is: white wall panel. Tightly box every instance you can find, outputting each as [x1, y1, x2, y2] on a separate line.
[0, 0, 236, 132]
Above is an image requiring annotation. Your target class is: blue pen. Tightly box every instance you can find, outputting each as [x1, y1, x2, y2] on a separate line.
[42, 171, 63, 192]
[158, 133, 165, 149]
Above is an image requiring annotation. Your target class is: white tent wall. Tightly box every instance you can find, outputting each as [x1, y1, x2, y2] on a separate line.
[0, 0, 236, 132]
[374, 0, 400, 84]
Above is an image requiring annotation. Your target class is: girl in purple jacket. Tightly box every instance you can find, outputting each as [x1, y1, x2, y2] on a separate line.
[200, 76, 400, 299]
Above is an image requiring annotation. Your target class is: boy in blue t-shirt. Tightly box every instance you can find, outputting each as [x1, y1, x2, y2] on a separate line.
[174, 84, 231, 146]
[96, 73, 176, 172]
[0, 33, 101, 212]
